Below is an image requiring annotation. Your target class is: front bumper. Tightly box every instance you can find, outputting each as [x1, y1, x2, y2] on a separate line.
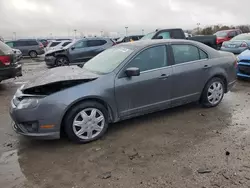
[0, 63, 22, 81]
[45, 56, 56, 66]
[9, 90, 65, 140]
[237, 62, 250, 78]
[12, 122, 60, 140]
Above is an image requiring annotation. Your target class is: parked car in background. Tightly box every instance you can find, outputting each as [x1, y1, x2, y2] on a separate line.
[10, 40, 236, 143]
[38, 39, 49, 47]
[0, 41, 22, 82]
[236, 49, 250, 79]
[46, 40, 71, 52]
[116, 35, 144, 44]
[214, 29, 242, 49]
[141, 28, 217, 49]
[5, 39, 45, 58]
[45, 37, 115, 67]
[220, 33, 250, 54]
[12, 48, 23, 61]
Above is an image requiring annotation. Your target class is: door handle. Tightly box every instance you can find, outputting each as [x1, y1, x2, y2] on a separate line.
[203, 65, 211, 69]
[158, 74, 169, 79]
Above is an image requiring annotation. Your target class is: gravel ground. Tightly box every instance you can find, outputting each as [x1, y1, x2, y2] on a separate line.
[0, 57, 250, 188]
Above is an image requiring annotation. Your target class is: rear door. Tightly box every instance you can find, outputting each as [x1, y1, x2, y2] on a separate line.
[86, 39, 107, 58]
[15, 41, 29, 55]
[170, 43, 209, 106]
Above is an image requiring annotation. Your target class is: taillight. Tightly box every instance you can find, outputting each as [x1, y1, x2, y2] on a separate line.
[216, 39, 219, 44]
[240, 42, 248, 47]
[0, 56, 11, 65]
[39, 42, 44, 48]
[111, 40, 116, 46]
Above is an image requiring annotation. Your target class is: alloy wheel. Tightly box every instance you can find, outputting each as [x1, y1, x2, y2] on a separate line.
[57, 57, 68, 66]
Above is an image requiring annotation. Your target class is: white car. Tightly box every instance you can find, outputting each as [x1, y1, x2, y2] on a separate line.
[46, 40, 71, 52]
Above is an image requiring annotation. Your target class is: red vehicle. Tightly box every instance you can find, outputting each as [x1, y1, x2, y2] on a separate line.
[214, 29, 242, 49]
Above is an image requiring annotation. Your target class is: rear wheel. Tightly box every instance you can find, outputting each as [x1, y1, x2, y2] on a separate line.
[55, 56, 69, 66]
[29, 51, 37, 58]
[64, 101, 109, 143]
[201, 77, 225, 107]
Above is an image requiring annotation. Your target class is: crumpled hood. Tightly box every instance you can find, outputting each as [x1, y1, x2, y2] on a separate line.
[45, 48, 65, 55]
[22, 66, 99, 91]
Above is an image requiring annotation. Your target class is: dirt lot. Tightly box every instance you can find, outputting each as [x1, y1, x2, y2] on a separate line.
[0, 58, 250, 188]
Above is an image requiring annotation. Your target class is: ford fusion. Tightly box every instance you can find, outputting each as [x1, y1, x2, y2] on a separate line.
[10, 40, 237, 143]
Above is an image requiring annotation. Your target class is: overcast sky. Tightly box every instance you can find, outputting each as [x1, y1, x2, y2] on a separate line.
[0, 0, 249, 38]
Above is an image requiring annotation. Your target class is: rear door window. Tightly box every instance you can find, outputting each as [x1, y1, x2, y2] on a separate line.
[172, 44, 200, 64]
[15, 41, 28, 47]
[27, 40, 38, 46]
[199, 49, 208, 59]
[157, 31, 171, 39]
[74, 40, 87, 49]
[87, 40, 107, 47]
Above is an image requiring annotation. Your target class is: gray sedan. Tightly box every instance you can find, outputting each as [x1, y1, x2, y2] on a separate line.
[10, 40, 236, 143]
[221, 33, 250, 54]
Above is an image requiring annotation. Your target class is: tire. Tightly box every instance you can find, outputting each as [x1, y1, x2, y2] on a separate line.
[29, 51, 37, 58]
[201, 77, 225, 108]
[55, 56, 69, 66]
[64, 101, 109, 143]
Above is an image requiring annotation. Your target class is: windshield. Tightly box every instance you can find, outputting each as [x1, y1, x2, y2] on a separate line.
[214, 31, 228, 37]
[140, 32, 156, 40]
[84, 46, 134, 74]
[231, 34, 250, 41]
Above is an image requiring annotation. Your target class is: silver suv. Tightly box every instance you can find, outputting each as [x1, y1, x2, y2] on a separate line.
[5, 39, 45, 58]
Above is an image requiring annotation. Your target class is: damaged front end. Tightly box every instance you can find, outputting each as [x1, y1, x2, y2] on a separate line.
[12, 66, 99, 108]
[22, 79, 93, 95]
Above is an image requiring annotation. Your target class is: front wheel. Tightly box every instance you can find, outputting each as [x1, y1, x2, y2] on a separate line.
[64, 101, 109, 143]
[201, 77, 225, 108]
[29, 51, 37, 58]
[55, 56, 69, 66]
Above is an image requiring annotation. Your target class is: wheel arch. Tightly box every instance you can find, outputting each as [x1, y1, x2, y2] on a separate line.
[200, 74, 228, 101]
[60, 97, 115, 130]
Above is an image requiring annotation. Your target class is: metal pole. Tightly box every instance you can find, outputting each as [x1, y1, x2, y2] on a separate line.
[74, 29, 77, 39]
[197, 23, 200, 34]
[13, 32, 16, 40]
[142, 29, 144, 35]
[125, 27, 128, 36]
[100, 31, 103, 37]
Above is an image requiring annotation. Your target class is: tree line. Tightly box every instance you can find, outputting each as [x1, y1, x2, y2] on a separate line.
[192, 25, 250, 35]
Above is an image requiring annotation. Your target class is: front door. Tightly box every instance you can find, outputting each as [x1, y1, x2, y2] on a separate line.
[70, 40, 91, 63]
[115, 45, 173, 119]
[170, 43, 209, 106]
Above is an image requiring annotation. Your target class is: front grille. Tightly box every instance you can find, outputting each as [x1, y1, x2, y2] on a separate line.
[238, 64, 250, 75]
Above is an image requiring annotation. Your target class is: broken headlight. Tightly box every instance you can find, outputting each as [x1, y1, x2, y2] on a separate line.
[17, 98, 39, 109]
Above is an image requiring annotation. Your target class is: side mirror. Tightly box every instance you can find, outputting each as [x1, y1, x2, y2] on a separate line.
[71, 46, 75, 50]
[156, 36, 163, 39]
[125, 67, 140, 77]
